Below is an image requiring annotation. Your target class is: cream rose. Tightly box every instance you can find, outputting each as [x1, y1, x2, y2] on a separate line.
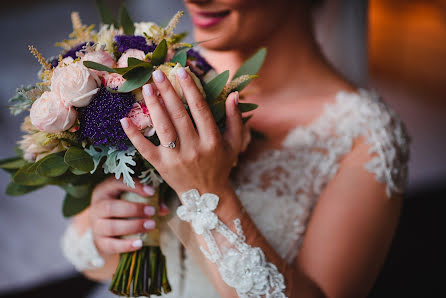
[51, 61, 100, 107]
[81, 50, 115, 77]
[158, 63, 205, 103]
[30, 91, 77, 133]
[117, 49, 146, 68]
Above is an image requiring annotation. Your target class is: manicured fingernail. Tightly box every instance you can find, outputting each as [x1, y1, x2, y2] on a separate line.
[143, 185, 155, 196]
[153, 70, 165, 83]
[143, 84, 153, 97]
[159, 202, 169, 215]
[144, 206, 156, 216]
[132, 239, 143, 248]
[144, 220, 155, 230]
[234, 91, 239, 105]
[120, 118, 129, 129]
[177, 67, 187, 80]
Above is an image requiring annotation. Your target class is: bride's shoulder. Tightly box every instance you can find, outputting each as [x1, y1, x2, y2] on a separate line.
[331, 89, 411, 196]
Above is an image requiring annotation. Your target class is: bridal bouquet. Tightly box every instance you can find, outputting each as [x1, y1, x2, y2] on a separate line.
[0, 1, 265, 297]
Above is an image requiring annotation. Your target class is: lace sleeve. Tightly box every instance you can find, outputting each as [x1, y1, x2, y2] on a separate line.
[176, 189, 287, 298]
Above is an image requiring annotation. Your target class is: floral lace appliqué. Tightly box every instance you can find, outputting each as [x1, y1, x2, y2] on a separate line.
[177, 189, 286, 298]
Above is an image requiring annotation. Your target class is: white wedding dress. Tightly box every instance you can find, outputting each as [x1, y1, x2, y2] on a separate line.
[84, 89, 410, 298]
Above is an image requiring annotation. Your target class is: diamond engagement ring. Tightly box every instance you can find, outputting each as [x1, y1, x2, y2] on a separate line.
[161, 136, 178, 149]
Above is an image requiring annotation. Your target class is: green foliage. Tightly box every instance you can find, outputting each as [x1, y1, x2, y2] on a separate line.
[170, 50, 187, 67]
[84, 145, 108, 173]
[238, 102, 258, 113]
[242, 115, 253, 124]
[8, 85, 44, 115]
[119, 67, 153, 93]
[62, 184, 92, 199]
[6, 182, 43, 196]
[204, 70, 230, 103]
[232, 47, 267, 91]
[62, 193, 91, 217]
[151, 39, 168, 66]
[210, 100, 226, 123]
[103, 147, 137, 188]
[95, 0, 119, 27]
[119, 4, 135, 35]
[83, 61, 117, 73]
[37, 154, 69, 177]
[0, 157, 27, 170]
[64, 147, 94, 173]
[13, 163, 49, 186]
[127, 57, 145, 67]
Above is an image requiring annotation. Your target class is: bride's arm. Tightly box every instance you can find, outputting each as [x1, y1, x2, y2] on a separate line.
[172, 138, 401, 298]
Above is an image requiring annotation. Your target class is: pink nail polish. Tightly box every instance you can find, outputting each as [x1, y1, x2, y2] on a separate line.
[153, 70, 165, 83]
[234, 91, 239, 105]
[144, 220, 155, 230]
[132, 239, 143, 248]
[143, 84, 153, 97]
[144, 206, 156, 216]
[143, 185, 155, 196]
[120, 118, 129, 129]
[177, 67, 187, 80]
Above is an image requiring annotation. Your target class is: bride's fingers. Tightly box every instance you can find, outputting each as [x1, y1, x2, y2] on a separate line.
[94, 218, 156, 237]
[95, 236, 144, 255]
[151, 70, 197, 141]
[93, 199, 156, 219]
[120, 116, 160, 163]
[141, 83, 179, 147]
[223, 92, 243, 154]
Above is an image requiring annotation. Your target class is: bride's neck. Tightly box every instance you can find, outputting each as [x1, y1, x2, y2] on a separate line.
[203, 7, 352, 98]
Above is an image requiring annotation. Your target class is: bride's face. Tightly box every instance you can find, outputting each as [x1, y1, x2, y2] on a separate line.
[184, 0, 296, 51]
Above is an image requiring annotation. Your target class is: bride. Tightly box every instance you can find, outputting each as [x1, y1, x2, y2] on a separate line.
[63, 0, 410, 297]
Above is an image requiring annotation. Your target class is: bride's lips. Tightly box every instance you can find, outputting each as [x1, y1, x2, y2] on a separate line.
[190, 10, 231, 29]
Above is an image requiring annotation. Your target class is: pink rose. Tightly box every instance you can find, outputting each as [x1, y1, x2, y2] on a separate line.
[127, 102, 152, 130]
[104, 73, 126, 89]
[117, 49, 146, 68]
[51, 61, 100, 107]
[81, 50, 115, 77]
[30, 91, 77, 133]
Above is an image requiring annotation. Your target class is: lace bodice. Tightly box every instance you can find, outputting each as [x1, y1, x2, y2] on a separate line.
[88, 89, 410, 298]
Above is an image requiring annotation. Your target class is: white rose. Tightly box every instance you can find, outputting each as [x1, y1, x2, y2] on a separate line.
[51, 61, 100, 107]
[30, 91, 77, 133]
[117, 49, 146, 68]
[158, 63, 205, 103]
[134, 22, 157, 36]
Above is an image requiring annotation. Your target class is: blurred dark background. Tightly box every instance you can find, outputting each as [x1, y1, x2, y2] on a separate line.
[0, 0, 444, 297]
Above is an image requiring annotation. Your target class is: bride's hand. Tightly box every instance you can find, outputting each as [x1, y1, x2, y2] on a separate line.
[89, 177, 168, 256]
[120, 68, 247, 197]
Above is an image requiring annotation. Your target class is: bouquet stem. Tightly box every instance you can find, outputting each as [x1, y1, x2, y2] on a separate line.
[109, 191, 171, 297]
[110, 246, 171, 297]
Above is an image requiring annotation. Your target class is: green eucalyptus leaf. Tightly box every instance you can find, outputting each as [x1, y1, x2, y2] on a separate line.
[171, 51, 187, 67]
[204, 70, 230, 103]
[0, 157, 27, 170]
[127, 57, 146, 67]
[233, 47, 267, 79]
[6, 182, 43, 196]
[64, 147, 94, 173]
[119, 4, 135, 35]
[210, 100, 226, 123]
[69, 167, 90, 175]
[62, 193, 91, 217]
[13, 163, 49, 186]
[119, 67, 153, 93]
[62, 184, 92, 199]
[37, 155, 69, 177]
[83, 61, 117, 73]
[95, 0, 119, 27]
[238, 102, 258, 113]
[242, 115, 253, 124]
[151, 39, 167, 66]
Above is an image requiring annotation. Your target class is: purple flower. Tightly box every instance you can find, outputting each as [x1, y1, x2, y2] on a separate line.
[114, 35, 156, 54]
[187, 49, 212, 73]
[77, 86, 135, 150]
[63, 42, 94, 60]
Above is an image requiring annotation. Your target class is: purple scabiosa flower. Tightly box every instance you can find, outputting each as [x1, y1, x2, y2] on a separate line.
[77, 86, 135, 150]
[63, 42, 94, 60]
[114, 35, 156, 54]
[187, 49, 212, 73]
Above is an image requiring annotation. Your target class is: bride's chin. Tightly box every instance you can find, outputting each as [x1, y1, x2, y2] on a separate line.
[193, 30, 240, 51]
